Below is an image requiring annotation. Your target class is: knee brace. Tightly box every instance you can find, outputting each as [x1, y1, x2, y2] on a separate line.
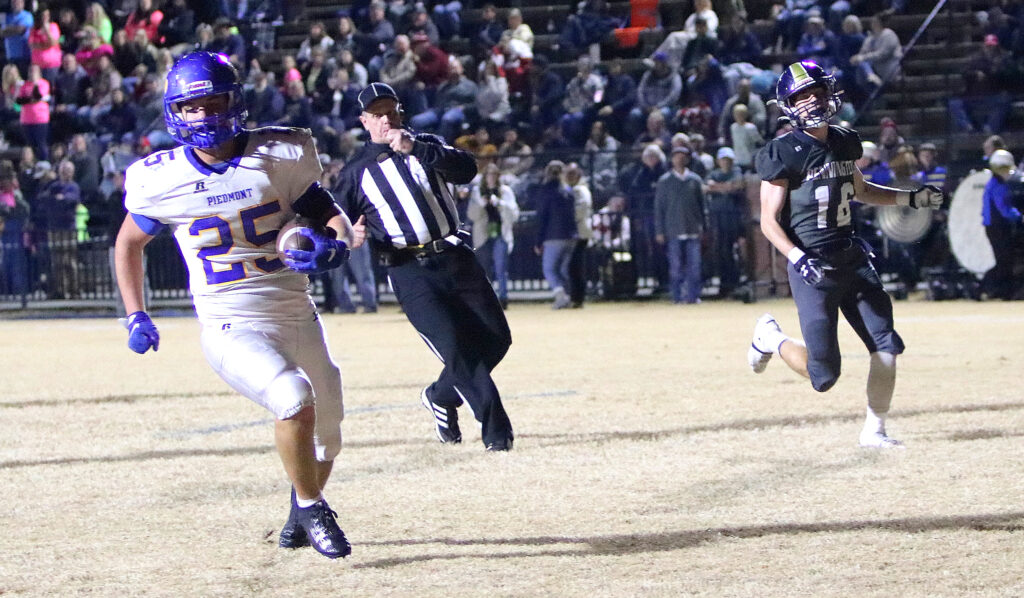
[266, 371, 315, 420]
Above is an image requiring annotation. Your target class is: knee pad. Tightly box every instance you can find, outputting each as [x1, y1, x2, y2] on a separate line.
[266, 371, 314, 420]
[811, 374, 839, 393]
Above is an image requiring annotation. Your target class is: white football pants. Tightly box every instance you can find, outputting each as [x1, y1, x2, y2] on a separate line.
[200, 317, 344, 461]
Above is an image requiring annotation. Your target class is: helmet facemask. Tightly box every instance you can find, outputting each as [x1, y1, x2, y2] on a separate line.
[165, 90, 246, 149]
[782, 83, 842, 129]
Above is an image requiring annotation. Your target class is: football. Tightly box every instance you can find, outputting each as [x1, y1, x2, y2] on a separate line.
[276, 217, 323, 261]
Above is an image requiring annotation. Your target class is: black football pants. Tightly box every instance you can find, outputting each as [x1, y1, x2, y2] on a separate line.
[387, 245, 514, 445]
[788, 245, 904, 393]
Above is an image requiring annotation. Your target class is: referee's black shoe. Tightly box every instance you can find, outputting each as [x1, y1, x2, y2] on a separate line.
[295, 499, 352, 559]
[279, 487, 310, 549]
[486, 437, 513, 452]
[421, 385, 462, 443]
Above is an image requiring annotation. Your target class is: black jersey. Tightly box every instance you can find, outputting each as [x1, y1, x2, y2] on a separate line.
[755, 126, 863, 250]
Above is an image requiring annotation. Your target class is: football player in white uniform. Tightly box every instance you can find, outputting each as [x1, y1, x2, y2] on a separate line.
[114, 52, 361, 559]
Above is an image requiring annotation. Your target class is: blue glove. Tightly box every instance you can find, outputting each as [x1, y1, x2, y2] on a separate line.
[794, 255, 834, 287]
[283, 227, 350, 274]
[125, 311, 159, 354]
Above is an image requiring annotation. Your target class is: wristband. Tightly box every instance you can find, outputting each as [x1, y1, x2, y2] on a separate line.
[787, 247, 806, 265]
[895, 191, 911, 207]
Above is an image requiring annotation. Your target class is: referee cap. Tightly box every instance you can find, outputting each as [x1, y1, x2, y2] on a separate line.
[358, 82, 400, 112]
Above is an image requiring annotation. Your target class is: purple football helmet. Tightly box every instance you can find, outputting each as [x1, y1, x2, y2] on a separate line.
[775, 61, 842, 129]
[164, 52, 247, 149]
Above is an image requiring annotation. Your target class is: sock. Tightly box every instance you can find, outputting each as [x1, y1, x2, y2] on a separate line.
[764, 327, 788, 354]
[296, 494, 323, 509]
[862, 407, 886, 436]
[864, 352, 897, 435]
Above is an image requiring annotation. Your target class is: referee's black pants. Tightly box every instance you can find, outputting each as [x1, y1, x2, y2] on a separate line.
[387, 244, 514, 446]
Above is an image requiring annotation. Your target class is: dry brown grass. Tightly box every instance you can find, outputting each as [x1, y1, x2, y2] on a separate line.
[1, 298, 1023, 597]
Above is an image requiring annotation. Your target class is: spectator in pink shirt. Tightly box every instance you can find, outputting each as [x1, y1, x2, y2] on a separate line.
[123, 0, 164, 44]
[29, 8, 62, 84]
[74, 26, 114, 76]
[16, 64, 51, 160]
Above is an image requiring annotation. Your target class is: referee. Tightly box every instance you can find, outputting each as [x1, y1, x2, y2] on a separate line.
[336, 83, 515, 451]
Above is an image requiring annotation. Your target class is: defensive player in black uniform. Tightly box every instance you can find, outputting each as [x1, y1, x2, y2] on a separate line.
[337, 83, 515, 451]
[747, 61, 943, 448]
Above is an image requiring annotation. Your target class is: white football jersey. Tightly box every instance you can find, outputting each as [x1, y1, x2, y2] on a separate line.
[125, 127, 323, 324]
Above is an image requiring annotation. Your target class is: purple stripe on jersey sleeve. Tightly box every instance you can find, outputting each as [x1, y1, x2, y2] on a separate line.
[131, 212, 167, 236]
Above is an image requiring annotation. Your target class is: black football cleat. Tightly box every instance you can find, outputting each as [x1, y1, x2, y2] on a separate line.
[421, 386, 462, 444]
[295, 499, 352, 559]
[279, 488, 309, 549]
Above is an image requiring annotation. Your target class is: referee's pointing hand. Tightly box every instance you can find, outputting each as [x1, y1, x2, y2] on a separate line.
[386, 129, 415, 154]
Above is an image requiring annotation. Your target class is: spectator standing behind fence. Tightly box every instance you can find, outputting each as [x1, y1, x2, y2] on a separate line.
[948, 34, 1015, 135]
[981, 150, 1024, 300]
[565, 163, 593, 308]
[534, 160, 577, 310]
[0, 163, 31, 296]
[655, 146, 705, 305]
[618, 144, 667, 292]
[590, 194, 634, 299]
[728, 103, 763, 172]
[36, 160, 81, 300]
[468, 163, 519, 310]
[705, 147, 745, 299]
[581, 120, 619, 201]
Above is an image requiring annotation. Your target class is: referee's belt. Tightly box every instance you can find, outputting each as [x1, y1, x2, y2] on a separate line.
[382, 234, 463, 265]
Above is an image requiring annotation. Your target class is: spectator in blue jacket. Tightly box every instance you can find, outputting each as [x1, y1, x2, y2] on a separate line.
[533, 160, 578, 309]
[36, 159, 81, 299]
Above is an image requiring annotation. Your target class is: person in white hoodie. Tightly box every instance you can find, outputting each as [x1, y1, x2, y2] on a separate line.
[468, 162, 520, 308]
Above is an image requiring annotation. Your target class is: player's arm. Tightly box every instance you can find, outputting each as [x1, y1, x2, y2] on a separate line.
[115, 215, 154, 315]
[759, 179, 798, 256]
[853, 167, 943, 209]
[114, 214, 160, 354]
[284, 182, 354, 273]
[761, 178, 832, 286]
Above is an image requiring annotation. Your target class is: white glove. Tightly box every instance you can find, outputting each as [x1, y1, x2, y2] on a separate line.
[897, 185, 944, 209]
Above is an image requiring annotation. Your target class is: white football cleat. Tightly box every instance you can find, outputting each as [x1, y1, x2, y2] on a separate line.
[747, 313, 781, 373]
[858, 431, 906, 449]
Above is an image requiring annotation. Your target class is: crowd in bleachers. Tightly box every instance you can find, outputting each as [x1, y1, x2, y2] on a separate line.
[2, 0, 1024, 303]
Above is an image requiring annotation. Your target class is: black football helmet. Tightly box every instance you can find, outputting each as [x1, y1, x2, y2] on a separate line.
[775, 61, 842, 129]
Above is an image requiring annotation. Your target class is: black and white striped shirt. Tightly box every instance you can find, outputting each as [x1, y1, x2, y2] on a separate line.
[334, 132, 477, 250]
